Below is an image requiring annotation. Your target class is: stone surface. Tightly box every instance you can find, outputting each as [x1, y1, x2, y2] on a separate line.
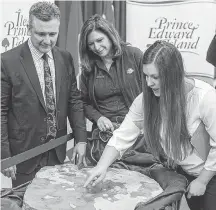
[23, 163, 163, 210]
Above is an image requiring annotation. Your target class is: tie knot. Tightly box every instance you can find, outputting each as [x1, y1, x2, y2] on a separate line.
[42, 53, 48, 62]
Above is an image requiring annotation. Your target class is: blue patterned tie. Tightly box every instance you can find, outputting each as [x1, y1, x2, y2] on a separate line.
[42, 53, 57, 140]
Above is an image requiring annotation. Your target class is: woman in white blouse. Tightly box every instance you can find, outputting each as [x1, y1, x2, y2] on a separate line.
[84, 40, 216, 210]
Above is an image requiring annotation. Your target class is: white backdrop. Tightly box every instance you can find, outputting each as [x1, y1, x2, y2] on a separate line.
[1, 0, 54, 53]
[127, 0, 216, 78]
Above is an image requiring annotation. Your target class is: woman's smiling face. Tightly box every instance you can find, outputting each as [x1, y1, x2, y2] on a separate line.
[87, 30, 113, 58]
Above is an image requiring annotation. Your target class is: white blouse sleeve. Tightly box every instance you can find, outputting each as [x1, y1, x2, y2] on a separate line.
[107, 93, 144, 158]
[200, 89, 216, 171]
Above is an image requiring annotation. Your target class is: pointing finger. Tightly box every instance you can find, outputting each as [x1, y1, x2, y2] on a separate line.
[92, 174, 104, 186]
[84, 173, 97, 188]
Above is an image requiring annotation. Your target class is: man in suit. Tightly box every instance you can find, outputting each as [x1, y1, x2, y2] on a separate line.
[1, 1, 87, 187]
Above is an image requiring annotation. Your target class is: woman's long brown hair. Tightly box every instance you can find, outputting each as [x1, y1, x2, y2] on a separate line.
[142, 41, 191, 167]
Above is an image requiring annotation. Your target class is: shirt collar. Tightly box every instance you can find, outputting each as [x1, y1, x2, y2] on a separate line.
[28, 38, 53, 61]
[95, 59, 106, 71]
[94, 57, 116, 71]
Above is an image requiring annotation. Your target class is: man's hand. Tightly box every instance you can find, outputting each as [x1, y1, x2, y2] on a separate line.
[71, 142, 87, 168]
[1, 165, 16, 180]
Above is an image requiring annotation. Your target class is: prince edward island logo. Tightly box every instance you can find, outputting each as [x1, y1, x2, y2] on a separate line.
[2, 38, 10, 52]
[2, 9, 29, 52]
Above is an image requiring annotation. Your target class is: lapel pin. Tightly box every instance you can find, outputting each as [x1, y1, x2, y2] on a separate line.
[127, 68, 134, 74]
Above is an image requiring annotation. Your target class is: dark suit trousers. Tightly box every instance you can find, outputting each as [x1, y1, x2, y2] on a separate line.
[12, 149, 61, 188]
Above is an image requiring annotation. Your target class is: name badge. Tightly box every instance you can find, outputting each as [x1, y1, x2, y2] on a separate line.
[96, 75, 105, 79]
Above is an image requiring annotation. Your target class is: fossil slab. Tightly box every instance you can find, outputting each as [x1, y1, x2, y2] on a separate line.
[23, 163, 163, 210]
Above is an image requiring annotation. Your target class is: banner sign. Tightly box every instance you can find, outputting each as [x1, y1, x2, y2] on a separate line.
[1, 0, 54, 53]
[127, 0, 216, 77]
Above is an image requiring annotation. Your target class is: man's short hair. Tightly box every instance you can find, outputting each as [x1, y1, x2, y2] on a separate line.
[29, 1, 60, 29]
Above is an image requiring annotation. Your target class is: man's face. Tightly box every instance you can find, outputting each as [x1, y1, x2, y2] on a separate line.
[28, 16, 60, 53]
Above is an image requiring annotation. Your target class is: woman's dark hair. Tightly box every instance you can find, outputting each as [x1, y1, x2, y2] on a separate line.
[79, 14, 125, 72]
[142, 40, 191, 167]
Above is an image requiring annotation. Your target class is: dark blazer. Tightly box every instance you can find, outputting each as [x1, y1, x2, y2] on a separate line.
[1, 41, 87, 173]
[80, 45, 143, 123]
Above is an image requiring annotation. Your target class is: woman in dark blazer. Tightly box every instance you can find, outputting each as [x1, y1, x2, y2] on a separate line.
[79, 14, 144, 165]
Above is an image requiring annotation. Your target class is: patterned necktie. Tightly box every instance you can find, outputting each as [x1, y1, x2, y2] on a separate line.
[42, 53, 57, 140]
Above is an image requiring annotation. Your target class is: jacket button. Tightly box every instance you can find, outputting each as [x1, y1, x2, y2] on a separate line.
[40, 136, 46, 142]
